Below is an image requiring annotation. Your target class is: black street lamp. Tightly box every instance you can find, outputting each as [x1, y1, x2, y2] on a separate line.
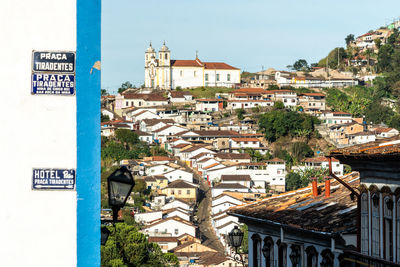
[107, 166, 135, 223]
[227, 225, 246, 267]
[262, 242, 271, 259]
[101, 226, 111, 246]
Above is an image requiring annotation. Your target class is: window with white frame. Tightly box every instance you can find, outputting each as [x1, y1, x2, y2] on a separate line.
[371, 193, 380, 258]
[361, 193, 369, 255]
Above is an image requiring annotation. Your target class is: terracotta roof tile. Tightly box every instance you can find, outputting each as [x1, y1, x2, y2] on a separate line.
[330, 135, 400, 158]
[164, 180, 197, 189]
[229, 172, 360, 233]
[214, 153, 251, 160]
[203, 62, 239, 70]
[221, 175, 251, 181]
[213, 183, 248, 189]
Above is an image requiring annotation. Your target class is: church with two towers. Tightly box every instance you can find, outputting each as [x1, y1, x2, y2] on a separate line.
[144, 42, 240, 90]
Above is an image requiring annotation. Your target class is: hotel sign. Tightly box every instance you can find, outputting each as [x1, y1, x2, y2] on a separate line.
[32, 168, 76, 190]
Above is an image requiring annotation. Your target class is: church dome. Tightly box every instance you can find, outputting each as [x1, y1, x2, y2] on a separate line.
[160, 41, 169, 52]
[146, 42, 155, 53]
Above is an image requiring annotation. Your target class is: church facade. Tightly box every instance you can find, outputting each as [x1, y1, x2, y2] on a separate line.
[144, 42, 241, 90]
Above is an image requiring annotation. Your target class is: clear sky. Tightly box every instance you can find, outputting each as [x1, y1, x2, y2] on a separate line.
[102, 0, 400, 93]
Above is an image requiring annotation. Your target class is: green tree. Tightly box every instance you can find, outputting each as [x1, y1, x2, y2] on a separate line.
[101, 114, 110, 122]
[150, 146, 168, 156]
[345, 34, 355, 46]
[118, 81, 134, 94]
[133, 179, 147, 194]
[239, 224, 248, 254]
[365, 102, 394, 124]
[285, 172, 304, 191]
[101, 89, 108, 96]
[318, 47, 347, 69]
[259, 110, 319, 142]
[377, 44, 394, 72]
[274, 100, 285, 110]
[236, 108, 246, 120]
[101, 223, 179, 267]
[290, 142, 314, 163]
[374, 38, 382, 50]
[293, 59, 309, 71]
[115, 129, 139, 147]
[389, 114, 400, 130]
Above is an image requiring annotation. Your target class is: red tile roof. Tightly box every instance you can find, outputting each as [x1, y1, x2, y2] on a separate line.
[148, 236, 178, 243]
[229, 172, 360, 233]
[374, 127, 396, 133]
[221, 175, 251, 181]
[231, 137, 260, 142]
[196, 98, 223, 102]
[304, 156, 339, 163]
[203, 163, 222, 170]
[214, 153, 251, 160]
[170, 59, 203, 67]
[204, 62, 239, 70]
[170, 91, 192, 98]
[232, 88, 266, 93]
[164, 180, 197, 189]
[330, 135, 400, 158]
[213, 183, 248, 189]
[124, 93, 168, 101]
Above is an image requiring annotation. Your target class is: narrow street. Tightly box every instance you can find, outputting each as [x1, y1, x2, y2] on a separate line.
[175, 157, 225, 252]
[196, 179, 225, 252]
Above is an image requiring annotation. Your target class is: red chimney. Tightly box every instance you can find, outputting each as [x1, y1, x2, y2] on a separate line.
[311, 177, 318, 198]
[325, 177, 331, 198]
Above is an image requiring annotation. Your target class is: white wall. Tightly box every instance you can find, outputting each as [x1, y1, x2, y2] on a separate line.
[0, 1, 77, 266]
[162, 200, 191, 211]
[212, 195, 244, 207]
[134, 211, 163, 224]
[204, 69, 240, 87]
[144, 220, 195, 237]
[172, 67, 204, 89]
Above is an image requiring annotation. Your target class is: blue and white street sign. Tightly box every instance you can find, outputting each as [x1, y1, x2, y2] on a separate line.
[31, 73, 75, 95]
[32, 168, 76, 190]
[32, 51, 75, 73]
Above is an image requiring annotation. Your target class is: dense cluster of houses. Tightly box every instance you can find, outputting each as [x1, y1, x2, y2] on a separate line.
[326, 117, 399, 147]
[242, 68, 358, 89]
[100, 81, 400, 266]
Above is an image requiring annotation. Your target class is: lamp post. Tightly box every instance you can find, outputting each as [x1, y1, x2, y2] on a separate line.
[262, 242, 271, 266]
[101, 226, 111, 246]
[101, 166, 135, 245]
[107, 166, 135, 223]
[227, 225, 246, 267]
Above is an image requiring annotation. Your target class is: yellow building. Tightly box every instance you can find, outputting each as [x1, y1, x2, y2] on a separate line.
[161, 180, 197, 202]
[144, 175, 169, 191]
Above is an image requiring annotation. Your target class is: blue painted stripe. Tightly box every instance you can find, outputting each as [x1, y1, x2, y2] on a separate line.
[77, 0, 101, 266]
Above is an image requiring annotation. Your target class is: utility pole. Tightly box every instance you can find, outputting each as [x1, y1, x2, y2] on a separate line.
[337, 47, 340, 69]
